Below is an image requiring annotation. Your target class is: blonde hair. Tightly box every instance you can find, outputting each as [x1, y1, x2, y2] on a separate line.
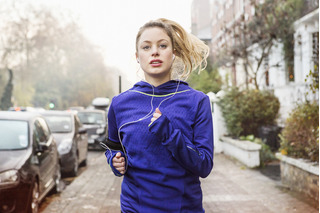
[135, 18, 209, 80]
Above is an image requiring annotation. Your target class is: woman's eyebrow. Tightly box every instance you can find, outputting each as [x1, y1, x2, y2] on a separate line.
[141, 39, 169, 44]
[157, 39, 169, 43]
[140, 40, 151, 44]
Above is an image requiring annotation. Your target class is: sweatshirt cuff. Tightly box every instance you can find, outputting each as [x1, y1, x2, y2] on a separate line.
[148, 114, 173, 143]
[105, 150, 124, 177]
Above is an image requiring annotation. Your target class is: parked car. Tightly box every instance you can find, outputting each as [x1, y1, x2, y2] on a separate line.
[68, 106, 85, 112]
[77, 109, 107, 150]
[0, 111, 61, 213]
[41, 111, 88, 177]
[91, 97, 109, 112]
[8, 106, 45, 112]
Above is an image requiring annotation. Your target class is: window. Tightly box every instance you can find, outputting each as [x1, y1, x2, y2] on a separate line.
[285, 34, 295, 82]
[43, 115, 72, 133]
[77, 112, 105, 125]
[287, 64, 295, 82]
[34, 120, 47, 144]
[264, 56, 269, 86]
[310, 32, 319, 89]
[312, 32, 319, 71]
[0, 120, 28, 149]
[38, 118, 50, 139]
[74, 115, 82, 131]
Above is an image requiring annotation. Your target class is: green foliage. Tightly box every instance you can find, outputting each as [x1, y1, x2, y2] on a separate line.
[187, 64, 222, 94]
[279, 101, 319, 162]
[305, 33, 319, 94]
[217, 88, 243, 136]
[0, 69, 13, 110]
[218, 87, 280, 137]
[305, 67, 319, 94]
[240, 135, 276, 167]
[14, 84, 35, 107]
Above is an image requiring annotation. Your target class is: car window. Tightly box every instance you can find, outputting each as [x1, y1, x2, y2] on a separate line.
[77, 112, 105, 124]
[38, 118, 51, 140]
[43, 115, 72, 133]
[74, 115, 82, 130]
[0, 120, 29, 150]
[34, 120, 47, 143]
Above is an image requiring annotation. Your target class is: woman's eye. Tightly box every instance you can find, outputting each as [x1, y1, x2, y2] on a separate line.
[142, 46, 150, 50]
[159, 44, 167, 49]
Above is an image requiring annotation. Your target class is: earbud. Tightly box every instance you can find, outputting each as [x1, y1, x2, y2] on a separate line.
[137, 59, 140, 63]
[172, 54, 175, 60]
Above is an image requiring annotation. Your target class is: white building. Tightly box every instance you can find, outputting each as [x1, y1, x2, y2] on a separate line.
[269, 8, 319, 124]
[192, 0, 319, 125]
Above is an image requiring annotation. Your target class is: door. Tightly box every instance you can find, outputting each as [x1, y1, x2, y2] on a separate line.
[33, 118, 56, 193]
[74, 115, 88, 162]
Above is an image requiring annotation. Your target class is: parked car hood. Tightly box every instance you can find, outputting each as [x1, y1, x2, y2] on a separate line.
[52, 132, 74, 145]
[0, 149, 31, 172]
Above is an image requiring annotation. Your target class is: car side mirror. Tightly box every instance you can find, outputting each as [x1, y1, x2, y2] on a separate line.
[37, 142, 49, 153]
[78, 127, 87, 134]
[99, 123, 107, 129]
[94, 134, 107, 143]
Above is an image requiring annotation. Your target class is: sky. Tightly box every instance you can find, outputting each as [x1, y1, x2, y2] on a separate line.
[41, 0, 193, 87]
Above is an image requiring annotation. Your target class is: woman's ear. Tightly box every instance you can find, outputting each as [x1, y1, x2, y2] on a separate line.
[135, 53, 139, 63]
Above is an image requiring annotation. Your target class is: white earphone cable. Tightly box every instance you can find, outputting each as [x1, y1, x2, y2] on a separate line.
[103, 80, 181, 173]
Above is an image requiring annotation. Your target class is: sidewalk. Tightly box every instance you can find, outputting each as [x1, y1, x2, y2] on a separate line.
[202, 154, 318, 213]
[41, 153, 318, 213]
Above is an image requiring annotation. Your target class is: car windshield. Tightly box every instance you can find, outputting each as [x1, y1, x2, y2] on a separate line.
[0, 120, 29, 150]
[77, 112, 105, 125]
[44, 115, 72, 133]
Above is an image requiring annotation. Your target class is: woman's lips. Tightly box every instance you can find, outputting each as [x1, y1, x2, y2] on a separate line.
[150, 59, 163, 67]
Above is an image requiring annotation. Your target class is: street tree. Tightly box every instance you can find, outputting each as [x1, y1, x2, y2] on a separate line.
[0, 69, 13, 110]
[0, 0, 115, 108]
[216, 0, 304, 89]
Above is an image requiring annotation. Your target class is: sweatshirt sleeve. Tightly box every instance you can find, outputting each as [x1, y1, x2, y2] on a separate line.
[148, 95, 214, 178]
[105, 100, 125, 177]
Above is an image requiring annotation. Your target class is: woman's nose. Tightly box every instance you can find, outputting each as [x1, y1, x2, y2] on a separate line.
[151, 46, 159, 56]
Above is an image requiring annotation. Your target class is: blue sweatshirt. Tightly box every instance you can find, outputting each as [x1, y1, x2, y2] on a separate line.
[105, 80, 214, 213]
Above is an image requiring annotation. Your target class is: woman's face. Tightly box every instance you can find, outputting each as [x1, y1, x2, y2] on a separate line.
[136, 27, 174, 83]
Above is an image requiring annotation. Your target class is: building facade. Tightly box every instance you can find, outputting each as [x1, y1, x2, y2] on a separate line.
[191, 0, 319, 123]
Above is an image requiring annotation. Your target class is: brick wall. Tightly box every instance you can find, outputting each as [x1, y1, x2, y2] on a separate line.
[280, 160, 319, 201]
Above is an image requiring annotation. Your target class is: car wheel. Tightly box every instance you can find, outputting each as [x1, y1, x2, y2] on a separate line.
[29, 181, 39, 213]
[69, 154, 79, 177]
[81, 158, 87, 167]
[81, 151, 88, 167]
[54, 164, 63, 193]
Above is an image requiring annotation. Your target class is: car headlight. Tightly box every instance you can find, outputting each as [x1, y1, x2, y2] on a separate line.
[58, 139, 73, 155]
[96, 128, 105, 135]
[0, 170, 19, 187]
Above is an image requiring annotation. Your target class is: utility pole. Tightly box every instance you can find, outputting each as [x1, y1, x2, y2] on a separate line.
[119, 75, 122, 94]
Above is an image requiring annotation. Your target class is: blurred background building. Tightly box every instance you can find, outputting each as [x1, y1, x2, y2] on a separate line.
[191, 0, 319, 123]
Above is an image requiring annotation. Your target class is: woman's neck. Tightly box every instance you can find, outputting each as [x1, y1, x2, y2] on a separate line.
[144, 74, 171, 87]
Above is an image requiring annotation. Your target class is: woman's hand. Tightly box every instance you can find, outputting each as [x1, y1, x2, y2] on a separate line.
[151, 108, 162, 123]
[112, 152, 126, 174]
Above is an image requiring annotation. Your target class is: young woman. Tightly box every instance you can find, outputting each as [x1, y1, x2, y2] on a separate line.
[105, 18, 214, 212]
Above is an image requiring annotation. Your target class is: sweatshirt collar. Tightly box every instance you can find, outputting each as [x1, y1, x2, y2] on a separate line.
[130, 80, 189, 95]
